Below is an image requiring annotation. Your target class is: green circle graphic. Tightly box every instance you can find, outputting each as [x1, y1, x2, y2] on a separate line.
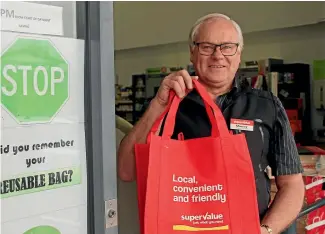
[24, 225, 61, 234]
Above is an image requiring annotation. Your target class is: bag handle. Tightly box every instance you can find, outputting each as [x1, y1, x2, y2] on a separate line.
[162, 79, 230, 140]
[146, 91, 176, 143]
[191, 79, 229, 134]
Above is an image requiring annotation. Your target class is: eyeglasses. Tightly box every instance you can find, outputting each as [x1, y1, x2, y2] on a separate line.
[193, 42, 239, 56]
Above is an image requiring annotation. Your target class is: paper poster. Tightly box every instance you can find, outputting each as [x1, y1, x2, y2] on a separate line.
[313, 60, 325, 81]
[313, 60, 325, 110]
[1, 32, 87, 234]
[1, 1, 63, 36]
[1, 32, 85, 127]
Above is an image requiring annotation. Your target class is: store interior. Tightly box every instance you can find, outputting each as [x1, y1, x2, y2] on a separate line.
[114, 2, 325, 234]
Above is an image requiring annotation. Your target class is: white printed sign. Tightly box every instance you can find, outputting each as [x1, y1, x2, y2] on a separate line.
[1, 1, 63, 36]
[1, 32, 86, 234]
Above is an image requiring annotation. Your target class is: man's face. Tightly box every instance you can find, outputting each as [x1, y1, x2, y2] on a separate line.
[190, 18, 241, 88]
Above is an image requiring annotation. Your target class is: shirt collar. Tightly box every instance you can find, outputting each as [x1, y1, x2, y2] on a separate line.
[218, 76, 241, 98]
[233, 76, 241, 89]
[185, 76, 242, 105]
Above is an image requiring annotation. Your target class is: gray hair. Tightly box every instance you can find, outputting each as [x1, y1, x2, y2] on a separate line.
[188, 13, 244, 51]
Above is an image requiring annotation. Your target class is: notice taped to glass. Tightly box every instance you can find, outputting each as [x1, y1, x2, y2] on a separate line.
[1, 32, 86, 234]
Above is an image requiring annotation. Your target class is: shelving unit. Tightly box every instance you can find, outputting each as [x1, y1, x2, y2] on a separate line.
[115, 85, 133, 123]
[271, 63, 313, 145]
[129, 67, 184, 124]
[132, 74, 147, 124]
[237, 60, 312, 145]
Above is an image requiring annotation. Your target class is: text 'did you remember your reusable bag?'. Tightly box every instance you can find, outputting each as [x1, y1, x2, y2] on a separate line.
[144, 80, 261, 234]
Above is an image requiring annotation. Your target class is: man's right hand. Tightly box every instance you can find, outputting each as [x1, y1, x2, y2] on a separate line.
[153, 69, 198, 108]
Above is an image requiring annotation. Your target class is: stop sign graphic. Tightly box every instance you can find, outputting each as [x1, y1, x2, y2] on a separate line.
[1, 37, 69, 124]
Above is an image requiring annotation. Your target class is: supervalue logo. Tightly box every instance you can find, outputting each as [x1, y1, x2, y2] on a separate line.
[0, 36, 69, 124]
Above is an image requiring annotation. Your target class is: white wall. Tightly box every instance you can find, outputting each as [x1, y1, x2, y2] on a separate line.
[113, 1, 324, 50]
[114, 22, 325, 131]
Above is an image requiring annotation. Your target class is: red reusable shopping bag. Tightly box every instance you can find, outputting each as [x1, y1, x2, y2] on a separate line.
[144, 79, 261, 234]
[135, 92, 176, 234]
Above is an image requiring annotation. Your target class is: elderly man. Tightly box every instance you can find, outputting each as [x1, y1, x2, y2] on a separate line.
[118, 13, 305, 234]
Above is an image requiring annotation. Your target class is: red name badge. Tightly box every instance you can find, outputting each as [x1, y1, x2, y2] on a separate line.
[230, 118, 254, 131]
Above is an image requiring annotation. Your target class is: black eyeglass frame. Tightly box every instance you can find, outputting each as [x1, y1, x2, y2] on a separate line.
[193, 42, 240, 56]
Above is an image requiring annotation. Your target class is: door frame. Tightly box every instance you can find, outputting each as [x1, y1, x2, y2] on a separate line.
[77, 2, 117, 234]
